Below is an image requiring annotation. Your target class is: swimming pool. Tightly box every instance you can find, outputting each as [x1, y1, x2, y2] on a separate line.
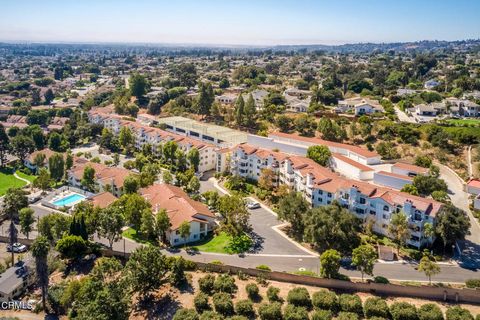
[52, 193, 86, 207]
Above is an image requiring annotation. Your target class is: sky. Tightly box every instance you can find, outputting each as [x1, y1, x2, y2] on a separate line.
[1, 0, 479, 46]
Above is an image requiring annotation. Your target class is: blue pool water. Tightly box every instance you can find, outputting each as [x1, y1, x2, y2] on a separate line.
[52, 193, 86, 207]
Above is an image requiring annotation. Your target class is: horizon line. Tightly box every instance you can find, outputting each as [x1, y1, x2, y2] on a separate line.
[1, 38, 479, 49]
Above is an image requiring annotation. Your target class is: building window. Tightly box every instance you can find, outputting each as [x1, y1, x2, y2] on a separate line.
[383, 205, 389, 212]
[369, 210, 376, 215]
[174, 239, 179, 243]
[317, 198, 322, 202]
[318, 190, 323, 195]
[359, 198, 366, 204]
[327, 193, 332, 197]
[355, 208, 365, 214]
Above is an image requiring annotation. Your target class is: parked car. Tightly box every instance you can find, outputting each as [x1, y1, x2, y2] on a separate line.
[7, 242, 27, 253]
[246, 201, 261, 210]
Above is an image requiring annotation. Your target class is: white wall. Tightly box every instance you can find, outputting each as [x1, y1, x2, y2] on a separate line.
[373, 172, 412, 190]
[330, 156, 373, 181]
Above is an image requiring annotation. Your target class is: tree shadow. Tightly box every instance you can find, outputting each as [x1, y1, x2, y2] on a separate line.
[457, 239, 480, 271]
[247, 231, 264, 254]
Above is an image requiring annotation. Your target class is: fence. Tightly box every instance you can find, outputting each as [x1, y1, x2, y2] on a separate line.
[99, 248, 480, 305]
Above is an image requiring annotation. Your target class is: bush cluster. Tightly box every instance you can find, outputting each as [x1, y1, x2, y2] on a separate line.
[287, 287, 312, 309]
[339, 294, 363, 315]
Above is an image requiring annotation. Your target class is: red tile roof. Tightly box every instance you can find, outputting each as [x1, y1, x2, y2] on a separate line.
[140, 184, 214, 230]
[89, 192, 117, 208]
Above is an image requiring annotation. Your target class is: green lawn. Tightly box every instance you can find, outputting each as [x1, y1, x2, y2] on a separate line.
[190, 232, 232, 254]
[445, 119, 480, 126]
[0, 168, 29, 196]
[16, 171, 37, 183]
[122, 227, 157, 245]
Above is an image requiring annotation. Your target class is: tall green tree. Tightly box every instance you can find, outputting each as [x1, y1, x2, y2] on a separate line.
[277, 191, 310, 240]
[125, 246, 169, 300]
[34, 168, 52, 193]
[19, 207, 35, 240]
[48, 153, 65, 182]
[11, 135, 35, 163]
[179, 221, 191, 247]
[118, 126, 134, 154]
[129, 73, 148, 98]
[235, 95, 245, 126]
[306, 145, 332, 166]
[304, 203, 361, 254]
[352, 244, 377, 281]
[319, 249, 341, 278]
[0, 124, 9, 167]
[187, 147, 200, 171]
[244, 94, 256, 127]
[44, 88, 55, 104]
[388, 212, 410, 255]
[32, 236, 50, 311]
[418, 255, 441, 285]
[155, 209, 171, 244]
[98, 205, 124, 249]
[195, 82, 215, 117]
[2, 188, 28, 221]
[218, 195, 251, 237]
[81, 165, 96, 192]
[436, 204, 470, 250]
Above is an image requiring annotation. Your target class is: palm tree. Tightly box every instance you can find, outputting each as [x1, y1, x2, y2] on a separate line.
[31, 236, 50, 311]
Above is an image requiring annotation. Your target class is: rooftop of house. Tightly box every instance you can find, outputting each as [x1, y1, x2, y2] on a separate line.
[140, 184, 214, 230]
[392, 162, 429, 174]
[0, 259, 33, 296]
[88, 191, 117, 208]
[467, 178, 480, 189]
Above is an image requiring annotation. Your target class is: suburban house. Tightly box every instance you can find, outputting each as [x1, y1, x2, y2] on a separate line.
[424, 79, 440, 90]
[396, 88, 417, 96]
[0, 259, 35, 302]
[68, 159, 131, 197]
[215, 93, 237, 105]
[47, 116, 69, 131]
[466, 179, 480, 210]
[140, 184, 216, 245]
[24, 148, 57, 171]
[337, 97, 384, 115]
[242, 89, 268, 110]
[414, 102, 446, 116]
[0, 115, 28, 130]
[446, 98, 480, 117]
[284, 88, 311, 113]
[228, 143, 442, 248]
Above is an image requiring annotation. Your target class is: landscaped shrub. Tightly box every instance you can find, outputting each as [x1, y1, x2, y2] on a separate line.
[286, 287, 312, 309]
[235, 299, 254, 317]
[465, 279, 480, 289]
[194, 292, 210, 313]
[337, 311, 360, 320]
[311, 309, 333, 320]
[418, 303, 444, 320]
[212, 292, 234, 316]
[214, 274, 238, 294]
[173, 308, 199, 320]
[266, 286, 282, 303]
[390, 302, 418, 320]
[256, 264, 272, 271]
[373, 276, 390, 284]
[446, 306, 473, 320]
[198, 274, 216, 294]
[229, 316, 248, 320]
[199, 310, 224, 320]
[312, 290, 339, 312]
[246, 283, 260, 300]
[339, 294, 363, 315]
[369, 317, 387, 320]
[363, 297, 389, 319]
[283, 304, 309, 320]
[258, 302, 283, 320]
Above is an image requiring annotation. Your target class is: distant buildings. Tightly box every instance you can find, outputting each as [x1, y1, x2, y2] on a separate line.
[424, 79, 440, 90]
[337, 97, 384, 115]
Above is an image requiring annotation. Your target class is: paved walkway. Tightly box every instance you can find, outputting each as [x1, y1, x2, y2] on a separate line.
[14, 171, 31, 185]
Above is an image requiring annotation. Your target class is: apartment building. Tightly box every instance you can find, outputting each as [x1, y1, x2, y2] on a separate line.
[156, 116, 248, 147]
[140, 184, 217, 245]
[229, 144, 442, 248]
[88, 110, 217, 173]
[250, 132, 381, 165]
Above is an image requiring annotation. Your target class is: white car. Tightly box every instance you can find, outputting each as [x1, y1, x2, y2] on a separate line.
[246, 201, 261, 210]
[7, 242, 27, 253]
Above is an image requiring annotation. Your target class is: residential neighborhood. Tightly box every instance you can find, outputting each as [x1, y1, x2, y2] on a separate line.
[0, 1, 480, 319]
